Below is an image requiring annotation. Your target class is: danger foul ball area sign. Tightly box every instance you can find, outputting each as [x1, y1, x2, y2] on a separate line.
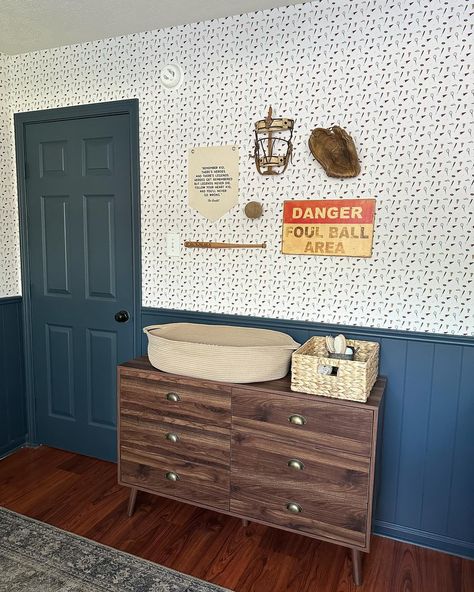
[281, 199, 376, 257]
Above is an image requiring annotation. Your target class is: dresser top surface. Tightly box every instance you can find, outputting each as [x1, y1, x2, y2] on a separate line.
[119, 356, 385, 411]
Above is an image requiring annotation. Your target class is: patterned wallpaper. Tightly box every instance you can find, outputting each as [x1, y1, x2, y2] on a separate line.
[0, 53, 21, 296]
[0, 0, 472, 334]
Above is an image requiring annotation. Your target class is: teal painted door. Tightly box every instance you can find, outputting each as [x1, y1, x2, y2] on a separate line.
[24, 114, 136, 460]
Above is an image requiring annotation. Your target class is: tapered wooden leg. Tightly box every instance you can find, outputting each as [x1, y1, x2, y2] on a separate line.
[241, 519, 249, 527]
[351, 548, 363, 586]
[127, 487, 138, 517]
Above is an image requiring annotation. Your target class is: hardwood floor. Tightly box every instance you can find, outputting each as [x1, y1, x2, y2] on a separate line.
[0, 446, 471, 592]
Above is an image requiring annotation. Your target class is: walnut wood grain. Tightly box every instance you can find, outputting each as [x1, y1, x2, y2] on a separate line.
[230, 426, 370, 548]
[232, 388, 374, 456]
[230, 479, 367, 547]
[120, 364, 233, 395]
[127, 486, 137, 517]
[231, 423, 370, 504]
[351, 548, 363, 586]
[120, 374, 231, 430]
[117, 358, 386, 585]
[120, 415, 230, 468]
[120, 448, 229, 510]
[120, 356, 385, 411]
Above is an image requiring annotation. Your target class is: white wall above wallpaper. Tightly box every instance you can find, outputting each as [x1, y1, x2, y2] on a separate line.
[0, 0, 472, 335]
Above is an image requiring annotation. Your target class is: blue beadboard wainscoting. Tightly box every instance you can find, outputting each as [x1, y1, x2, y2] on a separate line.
[142, 307, 474, 559]
[0, 297, 27, 457]
[1, 300, 472, 558]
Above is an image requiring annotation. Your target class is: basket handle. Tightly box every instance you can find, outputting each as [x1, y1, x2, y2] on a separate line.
[143, 324, 166, 335]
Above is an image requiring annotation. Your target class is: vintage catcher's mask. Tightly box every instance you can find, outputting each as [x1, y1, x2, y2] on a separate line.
[308, 126, 360, 178]
[254, 106, 294, 175]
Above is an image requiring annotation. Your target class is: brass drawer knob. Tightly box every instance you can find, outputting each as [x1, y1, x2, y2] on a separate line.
[286, 502, 302, 514]
[166, 392, 180, 402]
[165, 471, 180, 482]
[287, 459, 304, 471]
[288, 414, 306, 426]
[165, 432, 179, 443]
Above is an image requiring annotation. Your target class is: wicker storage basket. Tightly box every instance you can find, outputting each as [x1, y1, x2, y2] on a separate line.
[144, 323, 300, 383]
[291, 336, 379, 402]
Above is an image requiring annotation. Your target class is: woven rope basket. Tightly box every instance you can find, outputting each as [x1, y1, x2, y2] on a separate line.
[291, 336, 379, 402]
[144, 323, 300, 383]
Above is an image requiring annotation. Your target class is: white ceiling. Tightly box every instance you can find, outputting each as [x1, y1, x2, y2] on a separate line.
[0, 0, 305, 55]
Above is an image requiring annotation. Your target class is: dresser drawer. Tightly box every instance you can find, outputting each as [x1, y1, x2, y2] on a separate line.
[120, 447, 229, 510]
[120, 415, 230, 468]
[231, 423, 370, 503]
[232, 388, 373, 456]
[231, 480, 366, 547]
[120, 373, 231, 430]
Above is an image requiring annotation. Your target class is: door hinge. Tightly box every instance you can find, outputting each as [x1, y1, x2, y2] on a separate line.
[24, 161, 30, 179]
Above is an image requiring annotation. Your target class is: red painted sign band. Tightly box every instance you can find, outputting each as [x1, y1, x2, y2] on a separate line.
[283, 199, 375, 224]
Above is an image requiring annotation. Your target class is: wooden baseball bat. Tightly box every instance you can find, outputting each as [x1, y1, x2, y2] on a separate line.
[184, 241, 267, 249]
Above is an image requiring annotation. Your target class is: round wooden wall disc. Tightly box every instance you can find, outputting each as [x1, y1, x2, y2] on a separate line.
[244, 201, 263, 219]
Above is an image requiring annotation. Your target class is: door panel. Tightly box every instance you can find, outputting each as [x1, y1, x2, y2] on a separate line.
[25, 112, 137, 460]
[41, 195, 71, 295]
[83, 136, 113, 175]
[83, 194, 116, 299]
[86, 328, 117, 427]
[45, 324, 74, 419]
[39, 140, 67, 177]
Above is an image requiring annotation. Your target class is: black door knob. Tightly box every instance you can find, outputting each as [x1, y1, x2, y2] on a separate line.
[114, 310, 130, 323]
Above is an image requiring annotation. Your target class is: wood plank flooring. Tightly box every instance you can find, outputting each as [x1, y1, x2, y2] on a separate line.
[0, 446, 471, 592]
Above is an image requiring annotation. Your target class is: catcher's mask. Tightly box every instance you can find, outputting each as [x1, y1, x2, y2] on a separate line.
[254, 106, 294, 175]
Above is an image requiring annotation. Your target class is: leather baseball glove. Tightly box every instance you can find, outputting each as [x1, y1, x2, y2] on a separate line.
[308, 126, 360, 177]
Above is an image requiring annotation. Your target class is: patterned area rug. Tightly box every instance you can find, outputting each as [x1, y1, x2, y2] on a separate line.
[0, 507, 231, 592]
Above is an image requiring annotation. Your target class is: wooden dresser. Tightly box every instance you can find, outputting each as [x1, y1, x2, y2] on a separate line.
[118, 356, 385, 585]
